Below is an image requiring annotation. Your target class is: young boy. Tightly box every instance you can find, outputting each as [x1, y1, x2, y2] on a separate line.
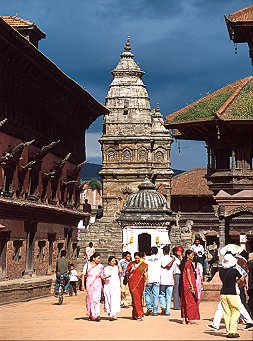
[69, 263, 78, 296]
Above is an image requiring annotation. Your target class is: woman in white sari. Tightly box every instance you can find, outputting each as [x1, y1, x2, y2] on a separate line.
[103, 256, 121, 321]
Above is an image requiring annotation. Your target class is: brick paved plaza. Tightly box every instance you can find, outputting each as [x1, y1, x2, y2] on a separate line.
[0, 293, 252, 340]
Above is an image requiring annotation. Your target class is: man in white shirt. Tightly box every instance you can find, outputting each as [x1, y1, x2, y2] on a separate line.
[145, 246, 161, 316]
[85, 242, 95, 261]
[191, 238, 205, 270]
[159, 245, 176, 316]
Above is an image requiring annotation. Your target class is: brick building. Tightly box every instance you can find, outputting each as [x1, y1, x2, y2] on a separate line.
[0, 16, 107, 304]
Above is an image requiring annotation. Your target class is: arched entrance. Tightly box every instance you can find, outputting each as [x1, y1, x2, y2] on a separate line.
[225, 211, 253, 252]
[138, 233, 151, 255]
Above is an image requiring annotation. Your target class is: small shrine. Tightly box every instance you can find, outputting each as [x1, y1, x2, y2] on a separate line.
[117, 177, 174, 255]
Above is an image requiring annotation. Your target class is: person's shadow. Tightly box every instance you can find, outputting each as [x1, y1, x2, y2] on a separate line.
[168, 318, 184, 324]
[204, 331, 227, 338]
[74, 317, 89, 321]
[74, 316, 112, 321]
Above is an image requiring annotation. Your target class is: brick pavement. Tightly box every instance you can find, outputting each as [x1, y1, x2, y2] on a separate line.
[0, 292, 252, 340]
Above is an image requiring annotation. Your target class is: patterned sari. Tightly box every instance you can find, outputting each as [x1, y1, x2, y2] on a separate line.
[85, 263, 104, 320]
[126, 261, 148, 319]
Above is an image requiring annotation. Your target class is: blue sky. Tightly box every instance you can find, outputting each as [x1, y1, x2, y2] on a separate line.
[2, 0, 251, 170]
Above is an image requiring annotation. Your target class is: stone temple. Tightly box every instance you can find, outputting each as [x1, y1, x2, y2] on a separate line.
[80, 37, 174, 262]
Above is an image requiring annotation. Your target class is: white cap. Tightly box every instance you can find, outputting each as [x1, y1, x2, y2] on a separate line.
[222, 254, 237, 269]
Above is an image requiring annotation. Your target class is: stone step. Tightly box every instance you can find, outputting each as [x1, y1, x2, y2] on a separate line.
[77, 218, 123, 264]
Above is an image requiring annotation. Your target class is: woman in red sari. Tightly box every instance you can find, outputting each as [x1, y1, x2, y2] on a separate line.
[125, 252, 148, 321]
[179, 249, 200, 324]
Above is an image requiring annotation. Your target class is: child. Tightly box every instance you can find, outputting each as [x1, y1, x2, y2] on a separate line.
[69, 263, 78, 296]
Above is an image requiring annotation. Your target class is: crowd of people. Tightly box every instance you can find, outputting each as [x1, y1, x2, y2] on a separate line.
[55, 240, 253, 338]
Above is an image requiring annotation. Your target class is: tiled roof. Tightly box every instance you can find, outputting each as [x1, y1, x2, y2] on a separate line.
[1, 16, 33, 27]
[227, 5, 253, 22]
[1, 16, 46, 37]
[171, 168, 212, 196]
[166, 76, 253, 125]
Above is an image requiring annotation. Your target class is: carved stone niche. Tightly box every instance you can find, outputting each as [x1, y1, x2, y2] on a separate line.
[155, 150, 164, 162]
[106, 148, 117, 162]
[122, 149, 132, 161]
[137, 148, 148, 161]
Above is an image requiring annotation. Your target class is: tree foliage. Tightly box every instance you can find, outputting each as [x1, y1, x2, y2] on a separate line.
[88, 178, 102, 191]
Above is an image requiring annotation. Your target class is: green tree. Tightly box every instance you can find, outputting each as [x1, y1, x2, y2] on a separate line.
[88, 178, 102, 191]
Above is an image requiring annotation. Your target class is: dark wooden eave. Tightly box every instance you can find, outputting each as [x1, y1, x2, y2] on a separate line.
[0, 17, 108, 127]
[224, 8, 253, 64]
[0, 197, 89, 225]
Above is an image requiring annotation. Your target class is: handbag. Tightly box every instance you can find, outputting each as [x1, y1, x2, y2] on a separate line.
[83, 263, 88, 289]
[123, 273, 128, 285]
[192, 292, 198, 303]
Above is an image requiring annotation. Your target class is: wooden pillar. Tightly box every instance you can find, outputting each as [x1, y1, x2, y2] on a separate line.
[207, 146, 211, 175]
[218, 206, 226, 250]
[231, 148, 236, 173]
[211, 147, 215, 171]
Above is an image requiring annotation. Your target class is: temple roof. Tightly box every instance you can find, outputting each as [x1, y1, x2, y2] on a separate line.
[104, 36, 152, 136]
[0, 17, 108, 131]
[166, 76, 253, 126]
[225, 5, 253, 23]
[1, 15, 46, 38]
[112, 35, 145, 77]
[171, 169, 212, 197]
[117, 177, 173, 226]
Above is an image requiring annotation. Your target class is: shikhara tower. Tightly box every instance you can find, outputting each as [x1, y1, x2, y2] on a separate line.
[78, 37, 174, 263]
[100, 36, 173, 218]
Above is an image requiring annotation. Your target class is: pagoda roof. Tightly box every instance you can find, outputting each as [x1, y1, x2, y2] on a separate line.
[225, 5, 253, 24]
[1, 15, 46, 38]
[166, 76, 253, 127]
[171, 168, 212, 197]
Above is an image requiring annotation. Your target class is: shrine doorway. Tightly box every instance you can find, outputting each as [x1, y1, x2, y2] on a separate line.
[138, 233, 151, 255]
[225, 211, 253, 252]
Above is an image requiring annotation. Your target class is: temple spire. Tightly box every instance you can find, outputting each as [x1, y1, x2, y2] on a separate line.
[155, 102, 160, 112]
[121, 35, 134, 59]
[124, 35, 131, 52]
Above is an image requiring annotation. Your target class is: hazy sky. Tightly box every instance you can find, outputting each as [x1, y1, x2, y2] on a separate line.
[2, 0, 251, 170]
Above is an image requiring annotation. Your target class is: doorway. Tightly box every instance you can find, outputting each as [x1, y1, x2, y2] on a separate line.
[138, 233, 151, 255]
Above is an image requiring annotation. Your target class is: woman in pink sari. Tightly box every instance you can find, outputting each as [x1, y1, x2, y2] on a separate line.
[193, 254, 203, 305]
[81, 252, 104, 321]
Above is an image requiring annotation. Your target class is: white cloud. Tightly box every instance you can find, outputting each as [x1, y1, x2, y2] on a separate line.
[85, 132, 102, 163]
